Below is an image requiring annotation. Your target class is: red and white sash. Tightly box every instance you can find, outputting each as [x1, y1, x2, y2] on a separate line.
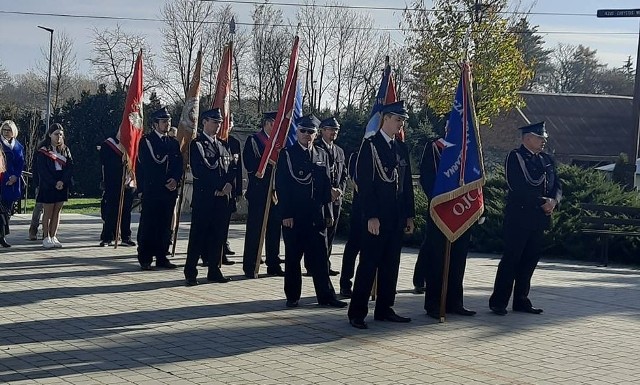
[104, 137, 124, 157]
[39, 147, 67, 167]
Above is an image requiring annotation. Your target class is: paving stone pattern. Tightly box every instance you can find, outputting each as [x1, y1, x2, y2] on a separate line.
[1, 213, 639, 384]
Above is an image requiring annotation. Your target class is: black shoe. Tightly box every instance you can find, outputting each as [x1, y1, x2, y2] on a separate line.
[121, 239, 136, 247]
[224, 246, 235, 256]
[412, 286, 426, 294]
[349, 318, 368, 329]
[266, 268, 285, 277]
[207, 276, 231, 283]
[425, 311, 440, 320]
[156, 261, 177, 269]
[0, 238, 11, 248]
[329, 269, 340, 276]
[221, 258, 236, 266]
[286, 299, 299, 308]
[303, 271, 312, 277]
[490, 306, 508, 316]
[201, 261, 209, 267]
[513, 306, 543, 314]
[450, 307, 476, 316]
[140, 264, 153, 271]
[185, 279, 198, 286]
[260, 259, 265, 265]
[99, 241, 109, 247]
[374, 312, 411, 323]
[319, 298, 348, 308]
[339, 288, 352, 298]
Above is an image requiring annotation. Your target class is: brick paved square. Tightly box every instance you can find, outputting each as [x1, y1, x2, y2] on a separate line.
[0, 213, 639, 384]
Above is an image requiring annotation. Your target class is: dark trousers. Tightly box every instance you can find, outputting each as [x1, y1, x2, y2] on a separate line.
[184, 197, 231, 280]
[339, 196, 361, 291]
[422, 221, 471, 313]
[242, 195, 281, 274]
[489, 222, 544, 309]
[348, 217, 403, 320]
[413, 239, 428, 288]
[137, 194, 176, 266]
[305, 202, 341, 271]
[0, 199, 11, 238]
[100, 188, 134, 242]
[283, 223, 336, 303]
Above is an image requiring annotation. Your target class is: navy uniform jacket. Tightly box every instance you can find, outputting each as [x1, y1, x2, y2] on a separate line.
[36, 145, 74, 189]
[136, 132, 182, 198]
[226, 135, 243, 199]
[190, 133, 234, 207]
[315, 139, 347, 205]
[242, 130, 272, 201]
[276, 143, 333, 228]
[356, 131, 415, 225]
[504, 144, 562, 230]
[419, 139, 444, 199]
[100, 137, 128, 195]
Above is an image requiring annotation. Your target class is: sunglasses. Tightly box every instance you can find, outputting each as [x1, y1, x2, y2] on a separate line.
[298, 128, 317, 134]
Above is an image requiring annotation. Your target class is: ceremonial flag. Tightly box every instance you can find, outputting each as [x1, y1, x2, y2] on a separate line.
[256, 35, 300, 178]
[429, 62, 485, 242]
[118, 49, 144, 177]
[176, 50, 203, 171]
[285, 81, 303, 148]
[213, 42, 233, 141]
[364, 56, 397, 139]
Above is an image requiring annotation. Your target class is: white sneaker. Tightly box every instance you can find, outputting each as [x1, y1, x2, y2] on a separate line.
[51, 237, 62, 248]
[43, 237, 54, 249]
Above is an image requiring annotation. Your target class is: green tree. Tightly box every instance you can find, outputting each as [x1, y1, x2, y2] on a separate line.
[403, 0, 532, 126]
[511, 18, 553, 91]
[58, 85, 126, 197]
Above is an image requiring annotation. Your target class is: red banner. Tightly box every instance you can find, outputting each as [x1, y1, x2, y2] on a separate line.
[118, 50, 144, 178]
[213, 42, 233, 141]
[256, 35, 300, 178]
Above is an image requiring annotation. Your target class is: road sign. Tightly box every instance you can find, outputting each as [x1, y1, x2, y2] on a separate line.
[597, 9, 640, 18]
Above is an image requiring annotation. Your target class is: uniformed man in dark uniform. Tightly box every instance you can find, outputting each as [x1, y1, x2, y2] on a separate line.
[136, 107, 183, 270]
[339, 151, 361, 298]
[184, 108, 234, 285]
[242, 111, 284, 277]
[99, 132, 136, 247]
[489, 121, 561, 315]
[347, 101, 415, 329]
[276, 114, 347, 309]
[313, 117, 347, 277]
[417, 138, 476, 319]
[221, 113, 242, 262]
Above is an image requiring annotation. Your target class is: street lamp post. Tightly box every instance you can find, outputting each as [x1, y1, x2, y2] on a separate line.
[37, 25, 54, 134]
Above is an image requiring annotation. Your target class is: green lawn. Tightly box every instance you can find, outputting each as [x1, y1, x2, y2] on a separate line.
[22, 198, 101, 215]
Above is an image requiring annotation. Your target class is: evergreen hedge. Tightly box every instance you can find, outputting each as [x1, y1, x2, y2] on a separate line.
[337, 164, 640, 265]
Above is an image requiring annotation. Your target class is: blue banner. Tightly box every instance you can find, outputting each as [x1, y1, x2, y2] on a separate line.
[363, 63, 392, 138]
[286, 80, 303, 147]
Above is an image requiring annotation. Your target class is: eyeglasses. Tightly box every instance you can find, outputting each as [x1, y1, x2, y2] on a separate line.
[1, 128, 12, 132]
[298, 128, 316, 134]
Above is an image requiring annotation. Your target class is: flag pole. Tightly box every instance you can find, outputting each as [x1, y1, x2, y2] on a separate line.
[113, 162, 128, 249]
[171, 170, 187, 258]
[253, 167, 277, 278]
[439, 240, 452, 323]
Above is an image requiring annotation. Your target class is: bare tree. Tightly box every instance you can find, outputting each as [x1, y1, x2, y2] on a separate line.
[250, 2, 289, 112]
[158, 0, 216, 104]
[88, 25, 156, 91]
[201, 4, 236, 105]
[37, 30, 78, 114]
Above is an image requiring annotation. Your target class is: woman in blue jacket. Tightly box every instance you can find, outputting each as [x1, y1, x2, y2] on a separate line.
[0, 120, 25, 248]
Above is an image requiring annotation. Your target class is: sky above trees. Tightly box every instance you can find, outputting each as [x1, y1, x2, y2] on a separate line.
[0, 0, 639, 75]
